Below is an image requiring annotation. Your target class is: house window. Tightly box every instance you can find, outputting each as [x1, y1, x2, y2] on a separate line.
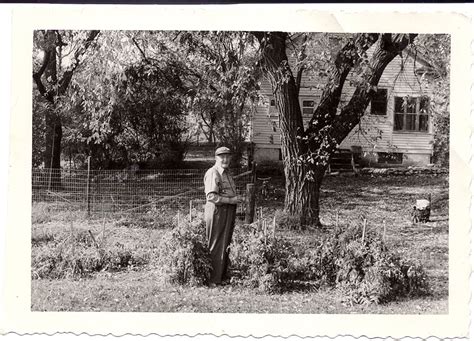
[378, 152, 403, 164]
[270, 118, 279, 132]
[267, 97, 280, 134]
[394, 95, 430, 132]
[301, 100, 315, 116]
[370, 89, 388, 115]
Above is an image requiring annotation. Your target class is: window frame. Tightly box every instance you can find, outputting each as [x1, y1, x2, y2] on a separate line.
[370, 88, 388, 116]
[300, 98, 316, 118]
[393, 95, 430, 133]
[270, 117, 280, 133]
[267, 96, 280, 138]
[377, 152, 404, 165]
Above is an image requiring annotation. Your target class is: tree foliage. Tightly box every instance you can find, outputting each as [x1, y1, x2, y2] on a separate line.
[33, 30, 261, 170]
[412, 34, 450, 167]
[32, 29, 100, 177]
[178, 32, 261, 164]
[53, 31, 190, 169]
[127, 31, 262, 166]
[32, 30, 449, 206]
[107, 61, 189, 168]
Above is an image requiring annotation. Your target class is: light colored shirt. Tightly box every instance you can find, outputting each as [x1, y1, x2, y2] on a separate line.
[204, 164, 237, 205]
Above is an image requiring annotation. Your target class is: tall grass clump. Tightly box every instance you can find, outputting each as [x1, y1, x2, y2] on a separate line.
[31, 226, 146, 279]
[115, 206, 177, 229]
[156, 212, 212, 286]
[32, 202, 52, 224]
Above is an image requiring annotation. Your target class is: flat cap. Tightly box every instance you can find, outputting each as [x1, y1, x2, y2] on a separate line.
[215, 146, 232, 156]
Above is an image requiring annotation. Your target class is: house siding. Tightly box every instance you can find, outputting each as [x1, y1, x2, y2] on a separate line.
[252, 45, 434, 166]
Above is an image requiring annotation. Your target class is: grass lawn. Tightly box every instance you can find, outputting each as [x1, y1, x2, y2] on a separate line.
[31, 174, 448, 313]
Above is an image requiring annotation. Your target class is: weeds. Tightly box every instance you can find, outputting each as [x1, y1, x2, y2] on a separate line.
[230, 223, 296, 293]
[32, 202, 52, 224]
[273, 209, 302, 230]
[31, 174, 447, 312]
[31, 227, 55, 246]
[230, 220, 430, 304]
[318, 224, 430, 305]
[156, 212, 212, 286]
[31, 223, 147, 279]
[114, 206, 177, 229]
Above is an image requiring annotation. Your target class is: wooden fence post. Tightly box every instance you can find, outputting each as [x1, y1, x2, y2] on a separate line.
[245, 183, 256, 224]
[361, 218, 367, 243]
[86, 156, 91, 217]
[272, 215, 276, 239]
[252, 162, 257, 183]
[189, 200, 193, 222]
[382, 219, 386, 242]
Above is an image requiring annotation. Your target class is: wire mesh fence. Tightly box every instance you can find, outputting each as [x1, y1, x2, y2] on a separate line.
[32, 167, 254, 217]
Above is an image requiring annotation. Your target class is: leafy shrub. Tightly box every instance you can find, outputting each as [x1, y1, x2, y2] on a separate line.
[274, 209, 301, 230]
[304, 224, 430, 305]
[105, 62, 189, 169]
[229, 221, 430, 303]
[156, 213, 212, 286]
[230, 223, 296, 294]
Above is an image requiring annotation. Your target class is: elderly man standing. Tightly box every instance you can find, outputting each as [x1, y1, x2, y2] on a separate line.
[204, 147, 243, 286]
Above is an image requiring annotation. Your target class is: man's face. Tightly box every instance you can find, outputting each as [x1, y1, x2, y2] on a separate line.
[216, 154, 231, 169]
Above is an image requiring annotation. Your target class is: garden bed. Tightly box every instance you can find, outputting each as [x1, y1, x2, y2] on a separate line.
[31, 174, 448, 313]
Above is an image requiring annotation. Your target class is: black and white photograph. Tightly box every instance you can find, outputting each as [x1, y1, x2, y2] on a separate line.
[30, 29, 450, 313]
[1, 4, 472, 339]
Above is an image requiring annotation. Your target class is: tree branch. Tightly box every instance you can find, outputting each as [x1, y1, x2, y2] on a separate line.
[199, 107, 212, 131]
[306, 33, 379, 135]
[33, 50, 52, 99]
[252, 31, 305, 159]
[331, 33, 418, 144]
[294, 34, 308, 96]
[131, 37, 148, 62]
[58, 30, 100, 95]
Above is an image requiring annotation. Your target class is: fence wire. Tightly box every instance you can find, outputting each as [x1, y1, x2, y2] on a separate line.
[32, 168, 254, 216]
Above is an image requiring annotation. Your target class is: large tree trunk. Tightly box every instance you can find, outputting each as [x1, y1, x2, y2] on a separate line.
[277, 74, 321, 226]
[254, 32, 416, 227]
[40, 31, 63, 188]
[254, 32, 321, 225]
[43, 110, 62, 188]
[284, 163, 325, 226]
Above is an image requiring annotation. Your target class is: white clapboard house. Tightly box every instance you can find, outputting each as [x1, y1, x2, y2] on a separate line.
[251, 44, 435, 167]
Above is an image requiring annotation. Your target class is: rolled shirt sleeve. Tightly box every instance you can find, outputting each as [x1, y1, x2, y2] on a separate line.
[204, 168, 220, 195]
[206, 192, 232, 205]
[204, 167, 234, 205]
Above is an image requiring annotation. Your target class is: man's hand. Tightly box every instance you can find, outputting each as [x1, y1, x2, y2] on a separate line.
[230, 195, 244, 205]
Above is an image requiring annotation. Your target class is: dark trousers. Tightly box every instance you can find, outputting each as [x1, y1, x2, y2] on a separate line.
[204, 202, 236, 284]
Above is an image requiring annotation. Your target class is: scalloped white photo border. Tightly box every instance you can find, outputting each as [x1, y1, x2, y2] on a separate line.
[1, 4, 472, 339]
